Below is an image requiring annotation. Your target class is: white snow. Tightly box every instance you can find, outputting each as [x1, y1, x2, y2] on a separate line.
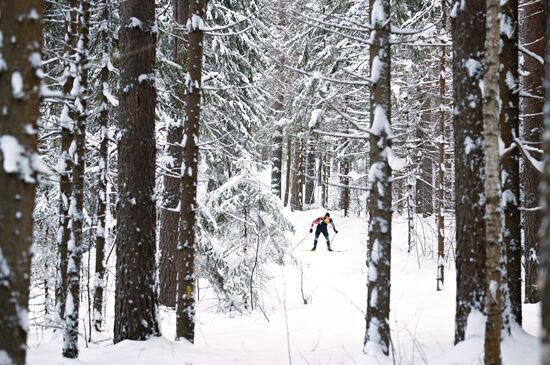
[26, 209, 541, 365]
[370, 105, 393, 137]
[0, 135, 25, 174]
[370, 0, 387, 26]
[464, 58, 481, 78]
[188, 14, 205, 31]
[11, 72, 24, 99]
[127, 17, 143, 29]
[0, 350, 14, 365]
[370, 55, 383, 84]
[308, 109, 322, 129]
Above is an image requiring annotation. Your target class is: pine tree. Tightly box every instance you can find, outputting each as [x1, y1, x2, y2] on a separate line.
[114, 0, 160, 343]
[0, 2, 43, 363]
[435, 0, 447, 291]
[542, 0, 550, 358]
[56, 0, 79, 325]
[521, 0, 545, 305]
[176, 0, 207, 343]
[63, 0, 90, 357]
[92, 0, 117, 332]
[499, 0, 521, 324]
[159, 0, 189, 309]
[364, 0, 392, 356]
[452, 0, 487, 344]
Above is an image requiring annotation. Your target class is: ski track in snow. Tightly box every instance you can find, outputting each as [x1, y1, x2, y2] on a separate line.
[27, 208, 540, 364]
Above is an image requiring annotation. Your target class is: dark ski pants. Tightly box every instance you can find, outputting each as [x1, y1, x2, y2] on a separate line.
[313, 227, 330, 248]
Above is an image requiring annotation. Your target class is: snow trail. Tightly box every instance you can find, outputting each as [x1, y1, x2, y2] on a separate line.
[27, 208, 540, 364]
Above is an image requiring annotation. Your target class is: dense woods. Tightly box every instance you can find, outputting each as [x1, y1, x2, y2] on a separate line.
[0, 0, 549, 364]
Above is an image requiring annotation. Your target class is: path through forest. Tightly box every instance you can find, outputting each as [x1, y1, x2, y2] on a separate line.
[27, 209, 540, 364]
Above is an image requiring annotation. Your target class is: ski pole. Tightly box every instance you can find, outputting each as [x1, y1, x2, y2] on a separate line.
[289, 232, 311, 253]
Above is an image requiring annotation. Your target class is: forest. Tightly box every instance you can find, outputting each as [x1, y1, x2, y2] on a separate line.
[0, 0, 549, 364]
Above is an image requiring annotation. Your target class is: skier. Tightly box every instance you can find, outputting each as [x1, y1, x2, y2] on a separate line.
[309, 212, 338, 251]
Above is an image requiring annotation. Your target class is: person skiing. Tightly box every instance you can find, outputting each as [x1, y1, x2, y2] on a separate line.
[309, 212, 338, 251]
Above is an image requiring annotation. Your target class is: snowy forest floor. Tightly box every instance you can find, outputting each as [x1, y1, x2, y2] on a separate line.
[27, 208, 541, 364]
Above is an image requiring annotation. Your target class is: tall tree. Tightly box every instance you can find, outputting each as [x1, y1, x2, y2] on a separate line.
[93, 0, 116, 332]
[290, 136, 304, 211]
[364, 0, 392, 356]
[436, 0, 447, 291]
[452, 0, 487, 344]
[541, 0, 550, 360]
[283, 137, 292, 206]
[521, 0, 545, 304]
[0, 1, 43, 363]
[176, 0, 206, 342]
[114, 0, 160, 343]
[271, 91, 284, 199]
[416, 82, 434, 217]
[499, 0, 521, 323]
[483, 0, 503, 362]
[305, 134, 316, 206]
[159, 0, 189, 309]
[55, 0, 78, 325]
[63, 0, 90, 357]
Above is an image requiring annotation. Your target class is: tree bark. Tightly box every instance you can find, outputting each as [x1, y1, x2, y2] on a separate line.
[290, 136, 303, 211]
[499, 0, 521, 324]
[364, 0, 392, 356]
[159, 0, 189, 309]
[114, 0, 160, 343]
[176, 0, 206, 342]
[0, 3, 42, 364]
[436, 0, 446, 291]
[283, 136, 292, 206]
[541, 1, 550, 360]
[92, 0, 114, 332]
[63, 0, 90, 357]
[483, 0, 503, 362]
[305, 134, 316, 206]
[416, 86, 434, 217]
[271, 92, 284, 199]
[521, 0, 545, 304]
[321, 148, 329, 208]
[340, 145, 350, 217]
[452, 0, 486, 344]
[56, 0, 79, 325]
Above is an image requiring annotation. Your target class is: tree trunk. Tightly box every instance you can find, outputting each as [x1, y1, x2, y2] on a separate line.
[340, 146, 350, 217]
[483, 0, 503, 362]
[56, 0, 79, 325]
[271, 92, 284, 199]
[63, 0, 90, 357]
[416, 86, 434, 217]
[159, 0, 189, 309]
[0, 3, 42, 364]
[452, 0, 486, 344]
[283, 136, 292, 206]
[541, 0, 550, 360]
[521, 0, 545, 304]
[114, 0, 160, 343]
[176, 0, 206, 342]
[364, 0, 392, 356]
[290, 136, 303, 211]
[436, 0, 446, 291]
[321, 148, 329, 208]
[499, 0, 521, 324]
[304, 134, 316, 206]
[92, 0, 114, 332]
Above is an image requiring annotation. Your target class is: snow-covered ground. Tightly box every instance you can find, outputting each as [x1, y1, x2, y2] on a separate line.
[27, 208, 541, 364]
